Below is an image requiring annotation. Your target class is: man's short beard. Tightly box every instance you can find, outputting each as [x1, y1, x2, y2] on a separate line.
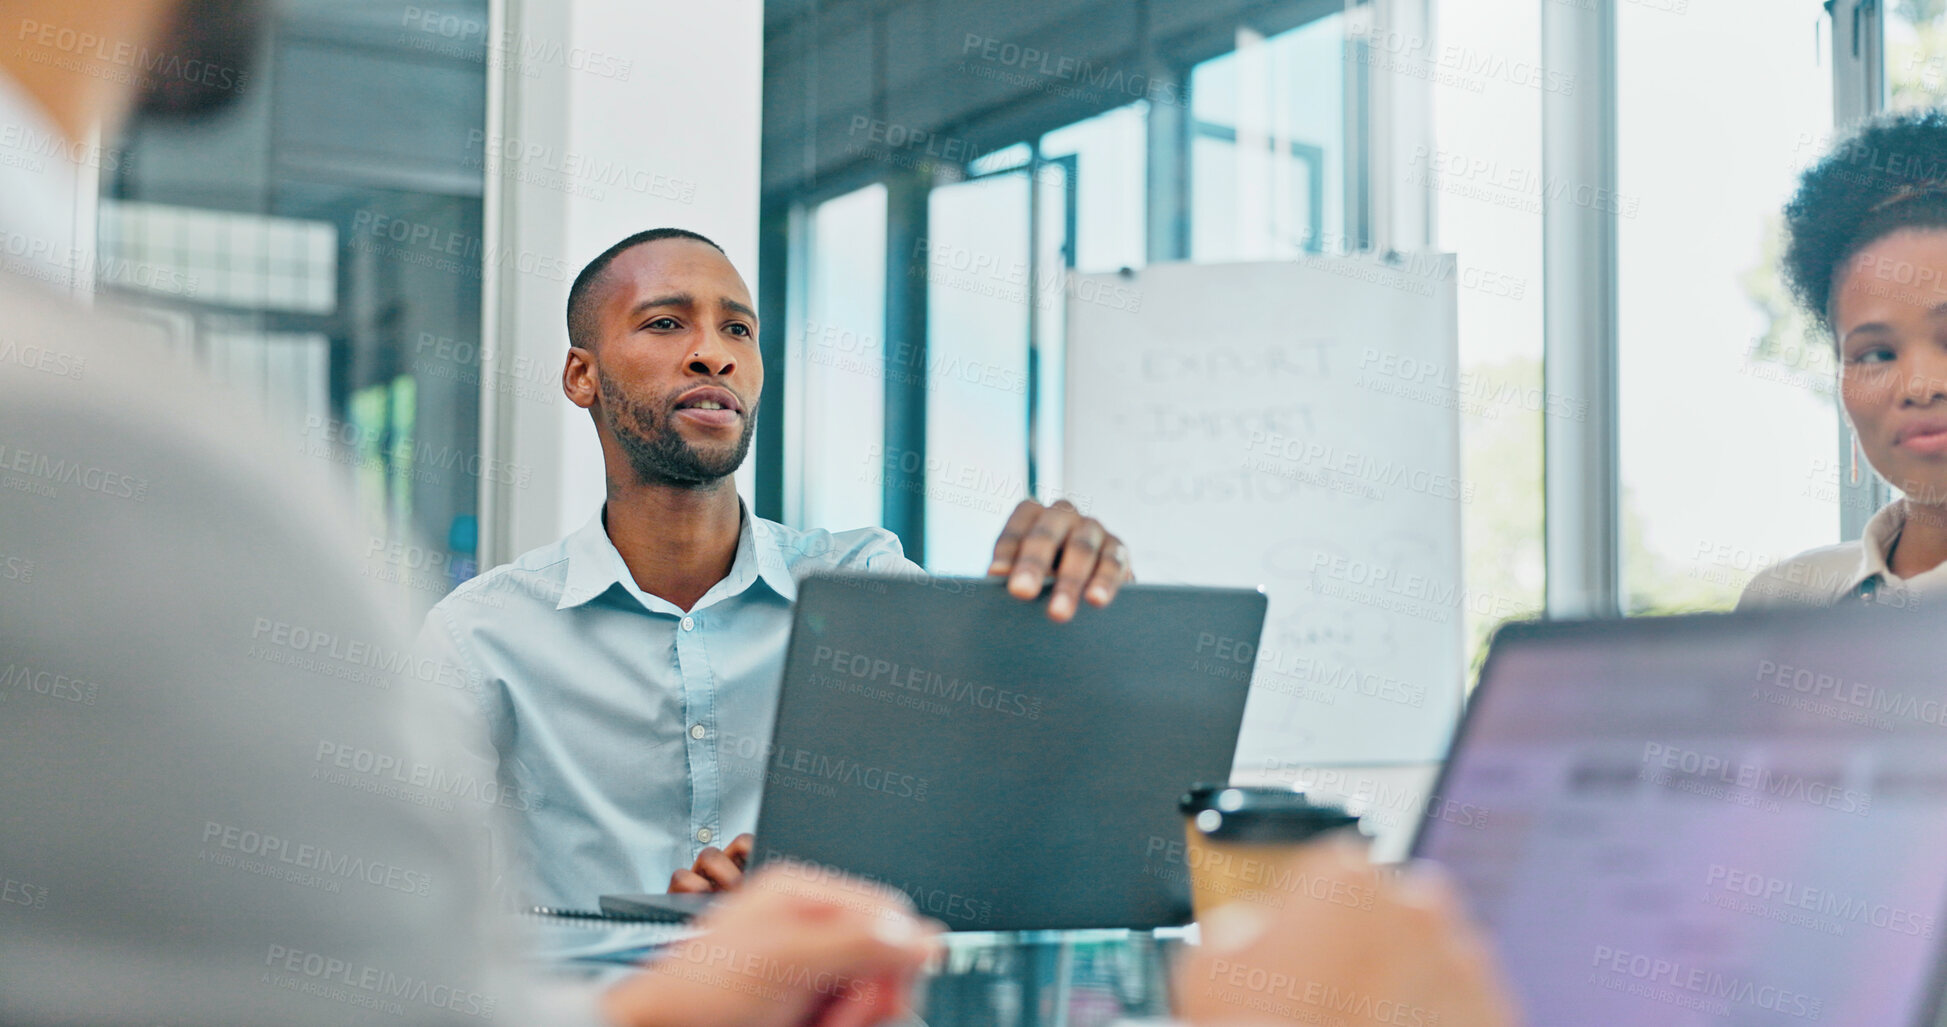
[599, 369, 755, 489]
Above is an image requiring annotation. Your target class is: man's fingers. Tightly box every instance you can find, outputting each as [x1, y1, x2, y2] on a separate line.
[1046, 520, 1106, 622]
[1451, 930, 1522, 1027]
[1006, 506, 1080, 599]
[1083, 537, 1131, 607]
[826, 911, 942, 979]
[742, 866, 942, 979]
[1176, 838, 1518, 1027]
[725, 832, 755, 869]
[693, 846, 745, 891]
[668, 869, 712, 894]
[987, 500, 1044, 577]
[618, 864, 943, 1027]
[1392, 859, 1462, 918]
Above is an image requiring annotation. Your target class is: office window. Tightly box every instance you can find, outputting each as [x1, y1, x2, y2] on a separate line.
[195, 328, 334, 444]
[100, 201, 337, 313]
[99, 201, 338, 443]
[969, 143, 1031, 177]
[1040, 103, 1148, 274]
[790, 184, 888, 533]
[924, 170, 1033, 573]
[1617, 0, 1838, 612]
[1890, 2, 1947, 111]
[1190, 17, 1346, 260]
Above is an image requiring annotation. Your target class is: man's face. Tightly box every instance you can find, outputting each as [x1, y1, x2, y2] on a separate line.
[577, 239, 762, 488]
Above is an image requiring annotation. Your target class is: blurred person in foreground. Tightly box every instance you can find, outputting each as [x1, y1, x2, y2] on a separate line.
[1745, 110, 1947, 608]
[0, 1, 1516, 1025]
[0, 1, 919, 1023]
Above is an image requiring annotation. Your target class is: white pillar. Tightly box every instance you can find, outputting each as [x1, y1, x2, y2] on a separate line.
[479, 0, 764, 565]
[1540, 0, 1620, 619]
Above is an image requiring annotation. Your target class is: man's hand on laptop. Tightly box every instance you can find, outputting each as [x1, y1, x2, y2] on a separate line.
[604, 862, 944, 1027]
[1175, 837, 1518, 1027]
[669, 832, 755, 893]
[988, 498, 1134, 622]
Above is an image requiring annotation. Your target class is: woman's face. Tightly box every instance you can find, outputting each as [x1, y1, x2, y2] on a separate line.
[1831, 228, 1947, 506]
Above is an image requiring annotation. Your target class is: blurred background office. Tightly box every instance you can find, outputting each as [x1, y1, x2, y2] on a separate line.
[41, 0, 1928, 776]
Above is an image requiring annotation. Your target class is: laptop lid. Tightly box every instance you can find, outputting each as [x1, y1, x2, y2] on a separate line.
[1412, 606, 1947, 1027]
[751, 574, 1267, 931]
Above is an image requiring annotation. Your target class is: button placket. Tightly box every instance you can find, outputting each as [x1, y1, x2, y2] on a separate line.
[673, 612, 720, 859]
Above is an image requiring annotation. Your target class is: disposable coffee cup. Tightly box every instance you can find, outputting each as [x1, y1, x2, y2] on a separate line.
[1178, 784, 1362, 920]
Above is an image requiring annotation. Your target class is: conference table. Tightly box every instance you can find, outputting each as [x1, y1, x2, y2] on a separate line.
[520, 769, 1432, 1024]
[528, 914, 1193, 1026]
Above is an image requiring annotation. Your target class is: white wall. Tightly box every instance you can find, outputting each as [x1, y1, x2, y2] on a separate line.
[481, 0, 764, 564]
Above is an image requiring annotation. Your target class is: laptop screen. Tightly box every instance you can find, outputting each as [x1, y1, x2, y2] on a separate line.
[1413, 611, 1947, 1027]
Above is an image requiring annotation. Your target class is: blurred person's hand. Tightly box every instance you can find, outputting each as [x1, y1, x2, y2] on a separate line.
[669, 833, 754, 893]
[1176, 838, 1519, 1027]
[604, 862, 943, 1027]
[988, 498, 1134, 622]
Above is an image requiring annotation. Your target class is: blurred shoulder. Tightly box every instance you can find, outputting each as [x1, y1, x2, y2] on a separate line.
[1737, 543, 1865, 610]
[0, 274, 510, 1020]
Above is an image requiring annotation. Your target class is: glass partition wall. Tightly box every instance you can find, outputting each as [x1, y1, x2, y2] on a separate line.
[96, 0, 490, 614]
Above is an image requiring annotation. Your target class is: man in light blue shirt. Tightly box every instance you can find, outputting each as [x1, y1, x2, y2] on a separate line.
[419, 228, 1133, 908]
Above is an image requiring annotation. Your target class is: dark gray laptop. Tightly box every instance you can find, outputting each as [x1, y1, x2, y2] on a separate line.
[746, 573, 1267, 931]
[1414, 605, 1947, 1027]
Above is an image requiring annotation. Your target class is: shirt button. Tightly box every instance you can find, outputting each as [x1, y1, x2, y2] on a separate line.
[696, 828, 713, 844]
[680, 616, 695, 631]
[689, 723, 707, 740]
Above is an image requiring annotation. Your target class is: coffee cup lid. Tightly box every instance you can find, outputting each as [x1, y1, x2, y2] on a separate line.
[1180, 784, 1361, 844]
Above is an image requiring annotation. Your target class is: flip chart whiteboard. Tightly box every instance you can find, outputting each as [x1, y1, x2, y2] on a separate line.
[1063, 258, 1464, 769]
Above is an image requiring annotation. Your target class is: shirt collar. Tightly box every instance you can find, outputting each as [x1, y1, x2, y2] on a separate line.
[1846, 498, 1947, 598]
[1842, 499, 1903, 595]
[556, 501, 799, 612]
[0, 68, 81, 294]
[746, 516, 801, 601]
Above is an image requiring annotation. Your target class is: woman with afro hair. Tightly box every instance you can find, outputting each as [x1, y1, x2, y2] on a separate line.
[1744, 109, 1947, 607]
